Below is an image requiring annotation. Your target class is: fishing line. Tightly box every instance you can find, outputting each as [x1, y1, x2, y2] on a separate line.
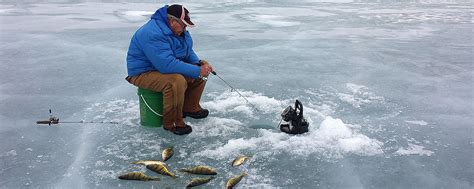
[210, 71, 259, 112]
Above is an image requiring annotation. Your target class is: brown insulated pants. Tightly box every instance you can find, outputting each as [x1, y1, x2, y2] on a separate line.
[126, 71, 206, 131]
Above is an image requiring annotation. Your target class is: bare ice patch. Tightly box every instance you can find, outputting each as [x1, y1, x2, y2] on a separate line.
[244, 14, 301, 27]
[122, 10, 153, 17]
[87, 99, 139, 126]
[1, 150, 17, 157]
[242, 7, 335, 17]
[405, 120, 428, 126]
[113, 10, 153, 22]
[395, 143, 434, 156]
[0, 8, 14, 14]
[191, 117, 244, 137]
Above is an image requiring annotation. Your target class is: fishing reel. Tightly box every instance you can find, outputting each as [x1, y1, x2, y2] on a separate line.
[279, 100, 309, 134]
[36, 109, 59, 126]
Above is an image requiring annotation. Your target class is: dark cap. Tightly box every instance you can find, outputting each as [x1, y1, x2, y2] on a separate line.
[167, 4, 195, 27]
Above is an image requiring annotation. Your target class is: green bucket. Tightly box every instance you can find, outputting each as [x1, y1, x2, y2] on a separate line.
[138, 88, 163, 127]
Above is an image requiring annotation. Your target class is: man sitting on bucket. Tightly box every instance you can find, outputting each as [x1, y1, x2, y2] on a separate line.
[125, 4, 212, 135]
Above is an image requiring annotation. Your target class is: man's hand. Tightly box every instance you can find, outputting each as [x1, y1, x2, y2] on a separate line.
[199, 60, 213, 78]
[199, 60, 213, 72]
[199, 64, 212, 78]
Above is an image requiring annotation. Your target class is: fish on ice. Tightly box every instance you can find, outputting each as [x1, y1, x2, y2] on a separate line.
[118, 172, 160, 181]
[131, 160, 166, 166]
[226, 172, 247, 189]
[162, 146, 174, 161]
[146, 163, 177, 178]
[186, 177, 214, 188]
[179, 165, 217, 175]
[231, 155, 250, 167]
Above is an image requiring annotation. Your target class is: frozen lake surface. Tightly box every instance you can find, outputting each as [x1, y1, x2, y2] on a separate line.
[0, 0, 472, 188]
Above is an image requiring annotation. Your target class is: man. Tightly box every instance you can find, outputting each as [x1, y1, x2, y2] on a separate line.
[125, 4, 213, 135]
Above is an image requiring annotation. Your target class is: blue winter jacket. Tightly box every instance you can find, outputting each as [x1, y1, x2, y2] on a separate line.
[126, 5, 200, 78]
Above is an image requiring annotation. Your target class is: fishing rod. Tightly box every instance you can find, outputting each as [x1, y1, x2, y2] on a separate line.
[209, 71, 259, 111]
[36, 109, 119, 126]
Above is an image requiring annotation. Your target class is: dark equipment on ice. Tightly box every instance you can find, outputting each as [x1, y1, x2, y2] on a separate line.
[279, 100, 309, 134]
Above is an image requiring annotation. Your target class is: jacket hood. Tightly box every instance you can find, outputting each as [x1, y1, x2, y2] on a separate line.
[151, 5, 173, 35]
[151, 5, 168, 21]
